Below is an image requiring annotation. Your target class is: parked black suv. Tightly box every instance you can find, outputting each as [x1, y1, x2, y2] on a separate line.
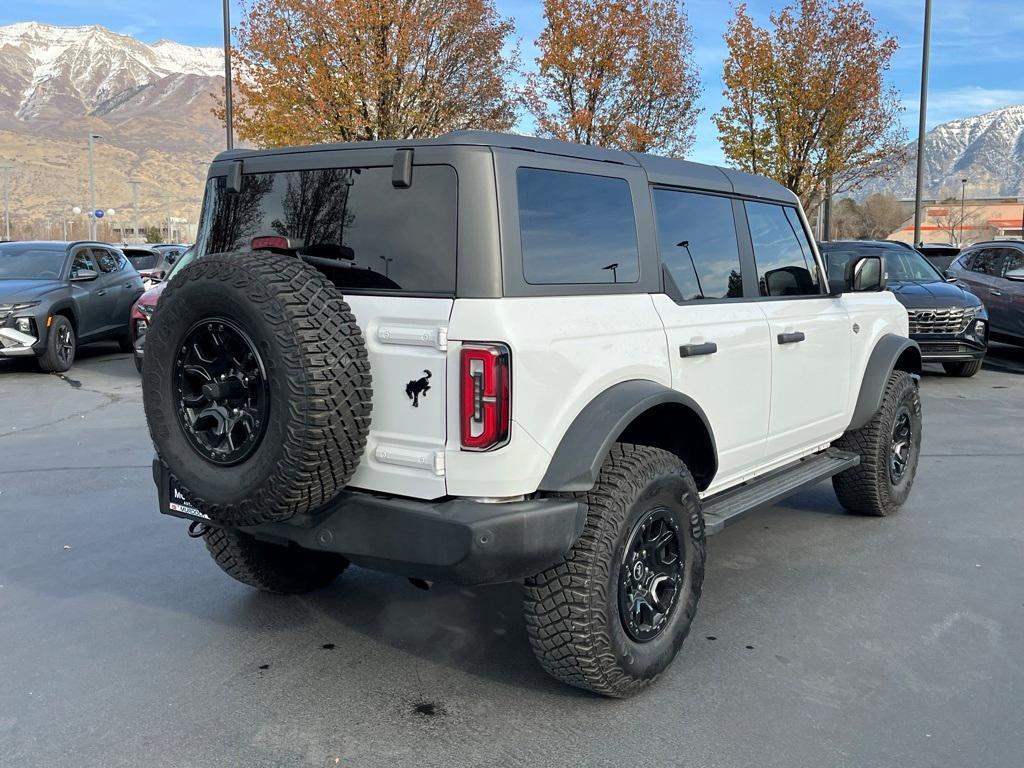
[821, 240, 988, 376]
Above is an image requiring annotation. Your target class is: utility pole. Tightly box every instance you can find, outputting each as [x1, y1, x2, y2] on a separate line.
[912, 0, 933, 247]
[0, 162, 12, 240]
[128, 179, 142, 243]
[822, 177, 834, 242]
[87, 133, 102, 240]
[959, 178, 967, 245]
[222, 0, 234, 150]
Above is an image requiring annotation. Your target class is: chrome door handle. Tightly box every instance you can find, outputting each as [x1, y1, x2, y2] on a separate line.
[990, 289, 1003, 296]
[96, 289, 107, 296]
[679, 342, 718, 358]
[777, 331, 806, 344]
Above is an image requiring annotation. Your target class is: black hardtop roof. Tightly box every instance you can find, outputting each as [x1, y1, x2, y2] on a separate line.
[212, 130, 798, 204]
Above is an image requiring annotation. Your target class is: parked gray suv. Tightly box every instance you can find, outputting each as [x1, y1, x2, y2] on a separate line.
[0, 241, 145, 372]
[946, 241, 1024, 347]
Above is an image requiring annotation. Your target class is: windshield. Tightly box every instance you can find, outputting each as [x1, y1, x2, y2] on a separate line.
[0, 244, 67, 280]
[166, 246, 195, 280]
[821, 243, 943, 283]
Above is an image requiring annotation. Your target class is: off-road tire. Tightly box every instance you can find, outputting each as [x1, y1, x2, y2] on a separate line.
[832, 370, 921, 516]
[942, 359, 983, 377]
[204, 527, 348, 594]
[143, 250, 372, 527]
[133, 354, 143, 374]
[523, 444, 706, 698]
[38, 315, 75, 373]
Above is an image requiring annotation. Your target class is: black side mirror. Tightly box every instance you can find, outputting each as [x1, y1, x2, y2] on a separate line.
[849, 255, 884, 292]
[70, 268, 99, 282]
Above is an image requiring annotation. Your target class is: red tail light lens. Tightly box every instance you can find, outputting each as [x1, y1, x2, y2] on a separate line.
[251, 235, 291, 251]
[460, 343, 511, 451]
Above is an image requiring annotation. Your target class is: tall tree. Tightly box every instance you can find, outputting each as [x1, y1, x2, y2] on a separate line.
[224, 0, 518, 147]
[527, 0, 701, 156]
[714, 0, 906, 209]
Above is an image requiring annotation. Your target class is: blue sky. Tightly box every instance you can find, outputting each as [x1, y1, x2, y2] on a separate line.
[4, 0, 1023, 165]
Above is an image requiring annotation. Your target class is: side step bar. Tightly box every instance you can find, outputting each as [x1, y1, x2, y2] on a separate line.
[702, 448, 860, 535]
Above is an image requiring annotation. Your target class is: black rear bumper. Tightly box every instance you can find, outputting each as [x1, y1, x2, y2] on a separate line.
[154, 459, 585, 585]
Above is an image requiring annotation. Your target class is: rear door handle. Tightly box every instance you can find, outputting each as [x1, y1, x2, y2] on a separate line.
[777, 331, 806, 345]
[679, 342, 718, 358]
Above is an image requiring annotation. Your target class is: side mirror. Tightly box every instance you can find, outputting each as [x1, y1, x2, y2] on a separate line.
[70, 268, 99, 282]
[165, 254, 177, 265]
[849, 255, 884, 292]
[1006, 268, 1024, 282]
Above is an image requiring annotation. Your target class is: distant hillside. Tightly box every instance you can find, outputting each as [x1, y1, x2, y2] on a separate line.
[860, 105, 1024, 200]
[0, 22, 227, 235]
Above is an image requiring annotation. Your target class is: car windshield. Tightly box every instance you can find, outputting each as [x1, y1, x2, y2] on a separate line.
[166, 246, 195, 280]
[0, 244, 67, 280]
[821, 243, 942, 283]
[125, 250, 161, 270]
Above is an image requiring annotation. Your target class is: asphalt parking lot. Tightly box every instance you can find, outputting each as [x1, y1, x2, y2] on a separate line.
[1, 343, 1023, 768]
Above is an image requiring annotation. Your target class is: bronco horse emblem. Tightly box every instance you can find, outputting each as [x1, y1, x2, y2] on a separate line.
[405, 370, 432, 407]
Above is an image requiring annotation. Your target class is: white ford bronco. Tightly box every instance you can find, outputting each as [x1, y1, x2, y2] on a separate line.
[143, 131, 922, 697]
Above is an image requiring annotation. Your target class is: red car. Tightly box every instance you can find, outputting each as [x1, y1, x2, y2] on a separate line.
[129, 246, 193, 372]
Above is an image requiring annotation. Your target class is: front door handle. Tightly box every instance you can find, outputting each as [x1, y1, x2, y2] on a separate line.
[679, 342, 718, 358]
[990, 289, 1003, 296]
[777, 331, 806, 345]
[96, 289, 107, 296]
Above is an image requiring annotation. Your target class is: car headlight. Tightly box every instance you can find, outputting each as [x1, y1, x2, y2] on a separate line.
[0, 301, 40, 313]
[15, 317, 35, 335]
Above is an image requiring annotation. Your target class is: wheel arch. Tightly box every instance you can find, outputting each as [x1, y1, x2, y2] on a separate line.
[848, 334, 921, 431]
[537, 380, 718, 493]
[48, 300, 79, 334]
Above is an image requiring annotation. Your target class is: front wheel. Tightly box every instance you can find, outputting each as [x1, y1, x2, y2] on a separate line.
[943, 359, 983, 377]
[523, 444, 706, 697]
[832, 370, 922, 516]
[38, 315, 76, 373]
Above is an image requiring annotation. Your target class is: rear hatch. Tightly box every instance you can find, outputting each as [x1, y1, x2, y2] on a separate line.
[195, 161, 459, 499]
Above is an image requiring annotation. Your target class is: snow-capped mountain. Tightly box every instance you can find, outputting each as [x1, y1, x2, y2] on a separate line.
[0, 22, 226, 227]
[863, 105, 1024, 200]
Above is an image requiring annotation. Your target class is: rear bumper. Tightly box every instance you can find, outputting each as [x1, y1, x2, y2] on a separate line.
[153, 458, 585, 585]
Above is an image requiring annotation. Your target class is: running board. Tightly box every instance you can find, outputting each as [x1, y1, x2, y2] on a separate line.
[702, 448, 860, 535]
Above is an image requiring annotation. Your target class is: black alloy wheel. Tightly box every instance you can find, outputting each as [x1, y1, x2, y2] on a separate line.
[174, 318, 269, 466]
[56, 323, 74, 367]
[889, 407, 913, 484]
[619, 507, 684, 643]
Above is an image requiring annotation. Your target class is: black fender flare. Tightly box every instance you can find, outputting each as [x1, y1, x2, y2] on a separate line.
[848, 334, 921, 431]
[538, 379, 717, 492]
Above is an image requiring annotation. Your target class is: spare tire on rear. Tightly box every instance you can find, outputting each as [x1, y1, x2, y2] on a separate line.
[142, 250, 372, 527]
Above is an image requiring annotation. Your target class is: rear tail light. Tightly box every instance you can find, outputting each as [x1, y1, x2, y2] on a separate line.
[460, 343, 511, 451]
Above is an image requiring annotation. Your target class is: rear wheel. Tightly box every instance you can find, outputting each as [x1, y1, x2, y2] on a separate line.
[204, 527, 348, 594]
[832, 370, 921, 516]
[942, 359, 983, 377]
[38, 315, 76, 373]
[524, 444, 705, 697]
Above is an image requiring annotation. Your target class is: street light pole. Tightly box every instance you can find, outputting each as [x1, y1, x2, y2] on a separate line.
[128, 179, 141, 243]
[87, 133, 102, 240]
[912, 0, 933, 247]
[959, 178, 967, 245]
[222, 0, 234, 150]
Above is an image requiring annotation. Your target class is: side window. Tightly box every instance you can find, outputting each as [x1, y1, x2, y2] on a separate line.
[1003, 248, 1024, 275]
[745, 202, 821, 297]
[517, 167, 640, 285]
[94, 248, 118, 273]
[652, 189, 743, 299]
[970, 248, 1005, 276]
[70, 248, 98, 276]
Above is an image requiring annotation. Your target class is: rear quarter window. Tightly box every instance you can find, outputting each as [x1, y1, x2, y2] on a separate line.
[196, 165, 458, 295]
[516, 167, 639, 285]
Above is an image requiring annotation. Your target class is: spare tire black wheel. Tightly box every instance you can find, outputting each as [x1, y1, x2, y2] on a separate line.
[142, 250, 372, 527]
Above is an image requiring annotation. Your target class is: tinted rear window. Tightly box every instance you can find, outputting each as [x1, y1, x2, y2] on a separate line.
[196, 165, 457, 295]
[517, 168, 639, 285]
[125, 252, 160, 270]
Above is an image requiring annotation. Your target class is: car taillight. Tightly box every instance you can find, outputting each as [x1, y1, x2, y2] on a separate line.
[251, 235, 291, 251]
[460, 343, 511, 451]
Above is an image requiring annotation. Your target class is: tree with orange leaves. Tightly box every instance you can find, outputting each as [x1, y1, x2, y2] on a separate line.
[526, 0, 701, 157]
[714, 0, 906, 209]
[222, 0, 518, 147]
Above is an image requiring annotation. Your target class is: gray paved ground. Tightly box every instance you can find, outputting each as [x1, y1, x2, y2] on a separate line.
[1, 342, 1023, 768]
